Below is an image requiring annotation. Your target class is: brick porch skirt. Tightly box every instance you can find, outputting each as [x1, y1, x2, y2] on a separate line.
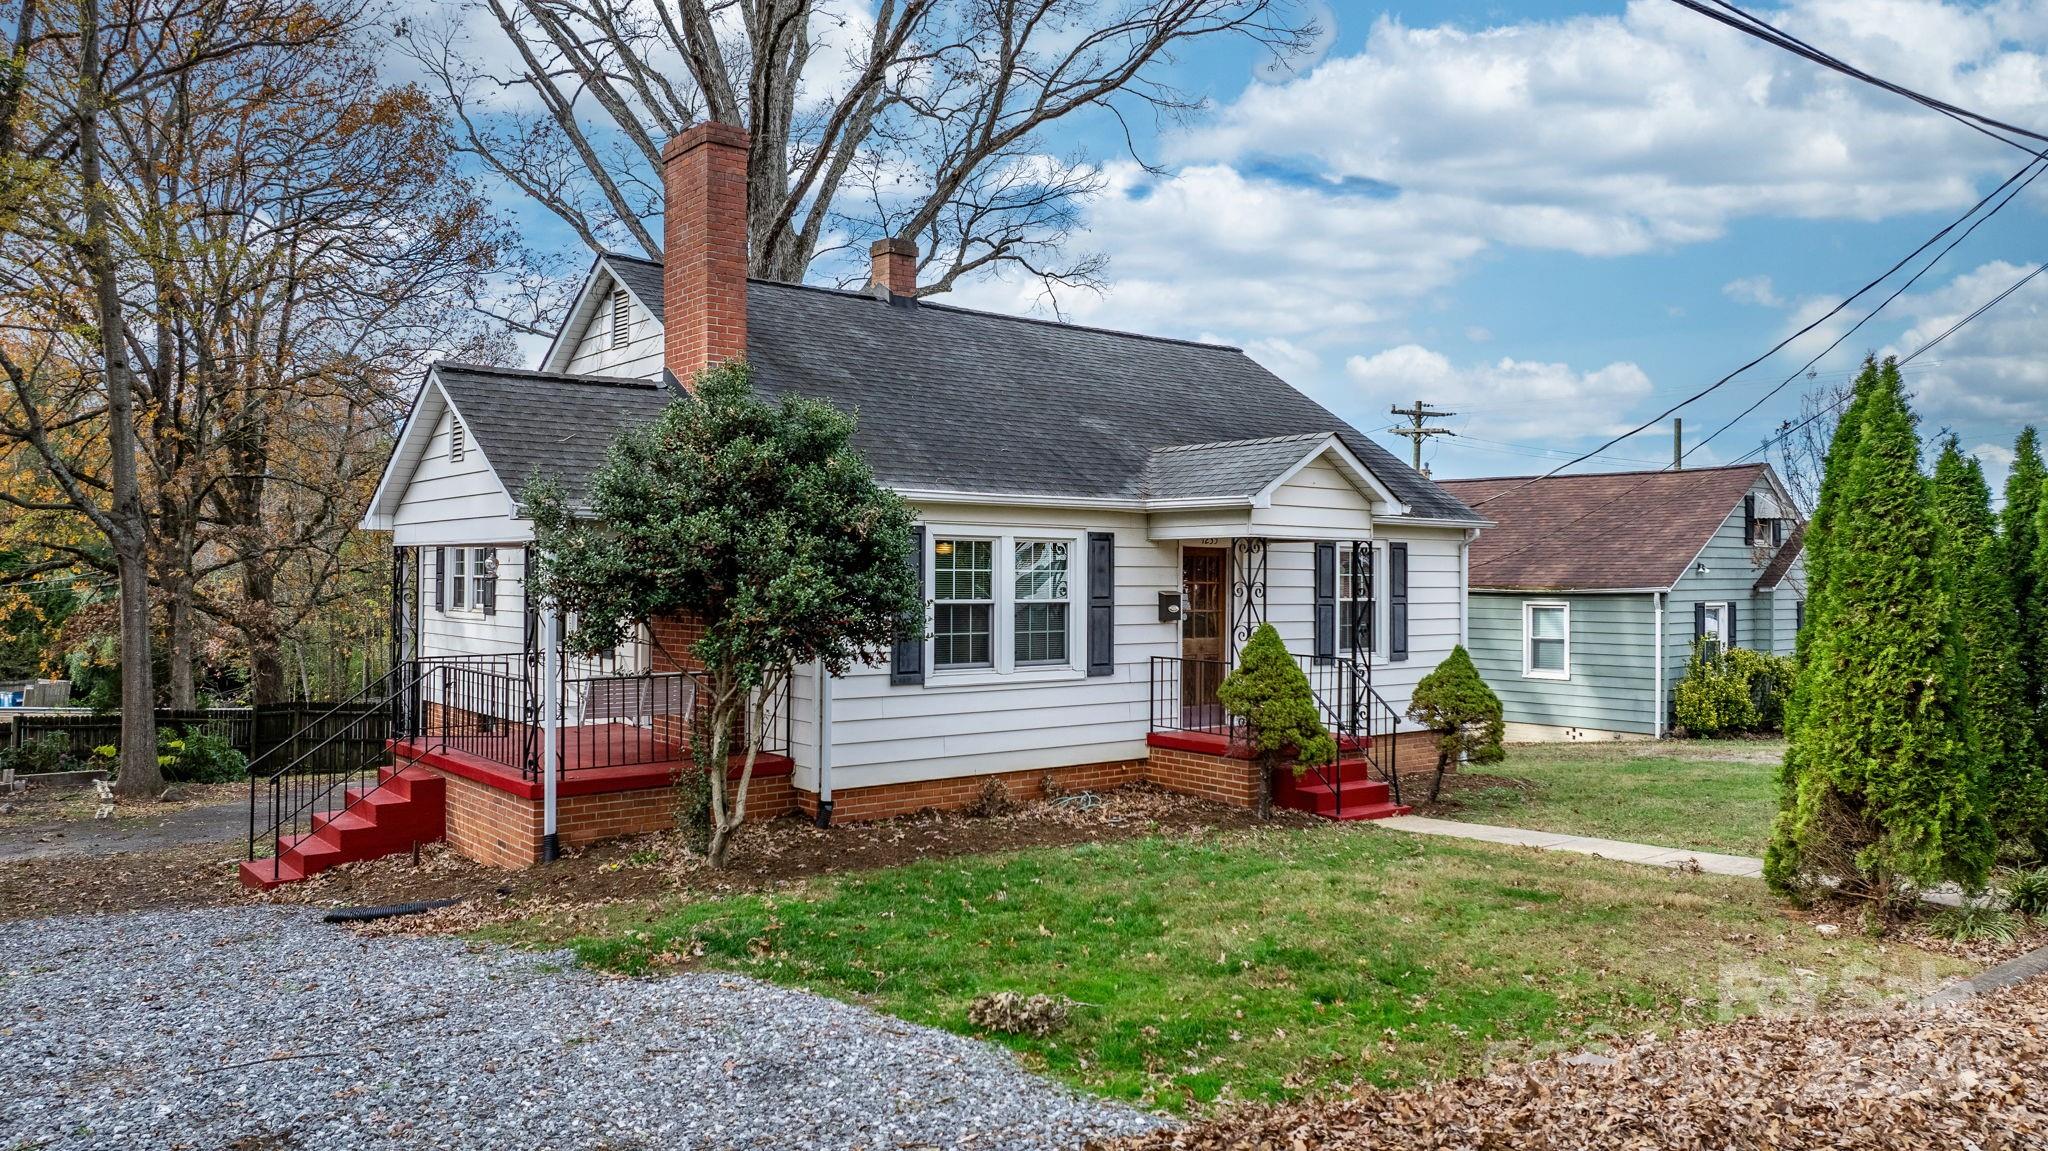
[418, 727, 1443, 869]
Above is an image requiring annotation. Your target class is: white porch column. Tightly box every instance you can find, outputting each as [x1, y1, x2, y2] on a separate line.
[540, 605, 561, 861]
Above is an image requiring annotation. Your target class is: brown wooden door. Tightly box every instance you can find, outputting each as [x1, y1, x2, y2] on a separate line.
[1181, 547, 1227, 726]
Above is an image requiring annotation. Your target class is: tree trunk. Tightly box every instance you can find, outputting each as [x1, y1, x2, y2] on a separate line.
[1256, 753, 1274, 821]
[703, 690, 736, 867]
[165, 576, 196, 709]
[79, 0, 160, 799]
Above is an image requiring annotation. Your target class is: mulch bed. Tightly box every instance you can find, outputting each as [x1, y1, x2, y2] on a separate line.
[0, 782, 1302, 922]
[1093, 974, 2048, 1151]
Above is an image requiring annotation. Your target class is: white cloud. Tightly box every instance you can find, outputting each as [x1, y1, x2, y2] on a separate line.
[1723, 275, 1784, 307]
[1882, 259, 2048, 429]
[1344, 344, 1655, 443]
[1464, 325, 1493, 343]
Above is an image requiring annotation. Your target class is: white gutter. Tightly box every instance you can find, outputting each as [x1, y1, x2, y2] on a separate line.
[814, 661, 834, 827]
[1652, 591, 1666, 740]
[540, 605, 561, 860]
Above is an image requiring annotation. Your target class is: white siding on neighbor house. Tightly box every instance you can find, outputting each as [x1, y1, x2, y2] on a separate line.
[562, 277, 664, 380]
[389, 405, 529, 548]
[1249, 457, 1379, 540]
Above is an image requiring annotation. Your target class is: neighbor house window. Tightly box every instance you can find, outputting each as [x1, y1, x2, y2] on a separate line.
[1524, 601, 1569, 679]
[445, 546, 493, 614]
[1698, 602, 1732, 655]
[1012, 540, 1070, 665]
[932, 538, 994, 669]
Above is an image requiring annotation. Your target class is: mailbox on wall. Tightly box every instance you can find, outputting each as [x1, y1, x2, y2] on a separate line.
[1158, 591, 1183, 623]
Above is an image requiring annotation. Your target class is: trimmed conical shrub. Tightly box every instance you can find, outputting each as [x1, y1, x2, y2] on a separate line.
[1765, 359, 1993, 903]
[1218, 623, 1335, 818]
[1932, 438, 2044, 846]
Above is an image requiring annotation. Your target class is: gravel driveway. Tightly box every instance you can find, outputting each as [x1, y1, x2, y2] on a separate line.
[1, 908, 1163, 1150]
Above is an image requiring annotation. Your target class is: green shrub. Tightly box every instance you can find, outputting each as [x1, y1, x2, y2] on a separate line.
[1217, 623, 1335, 818]
[1672, 639, 1758, 737]
[1406, 645, 1504, 768]
[0, 733, 81, 776]
[156, 727, 247, 783]
[1725, 647, 1794, 731]
[2005, 868, 2048, 917]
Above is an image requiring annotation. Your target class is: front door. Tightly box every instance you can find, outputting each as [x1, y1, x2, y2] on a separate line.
[1181, 547, 1228, 728]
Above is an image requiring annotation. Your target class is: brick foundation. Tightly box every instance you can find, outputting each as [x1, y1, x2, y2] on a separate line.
[796, 759, 1145, 824]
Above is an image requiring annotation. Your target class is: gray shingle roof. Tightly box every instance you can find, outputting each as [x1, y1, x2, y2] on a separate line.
[552, 255, 1481, 521]
[432, 363, 672, 505]
[1143, 433, 1332, 501]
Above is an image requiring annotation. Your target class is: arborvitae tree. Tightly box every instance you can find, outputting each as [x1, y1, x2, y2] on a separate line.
[1770, 359, 1870, 853]
[2005, 428, 2046, 713]
[1765, 359, 1993, 904]
[1932, 439, 2044, 846]
[2033, 481, 2048, 756]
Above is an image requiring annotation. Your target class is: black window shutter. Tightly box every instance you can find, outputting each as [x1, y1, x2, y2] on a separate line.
[1795, 600, 1805, 632]
[1773, 517, 1784, 545]
[481, 549, 498, 616]
[1743, 495, 1756, 545]
[1313, 542, 1336, 662]
[1086, 532, 1115, 676]
[433, 547, 445, 612]
[1727, 603, 1738, 650]
[1388, 542, 1409, 662]
[891, 526, 926, 686]
[1694, 601, 1706, 640]
[1361, 545, 1376, 654]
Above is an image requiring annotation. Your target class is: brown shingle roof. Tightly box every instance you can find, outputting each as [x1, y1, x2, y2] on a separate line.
[1435, 464, 1768, 591]
[1754, 520, 1806, 590]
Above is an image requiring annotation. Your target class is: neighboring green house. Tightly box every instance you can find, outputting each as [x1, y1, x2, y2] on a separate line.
[1435, 464, 1804, 741]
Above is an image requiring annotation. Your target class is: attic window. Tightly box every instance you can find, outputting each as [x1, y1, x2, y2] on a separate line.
[610, 288, 631, 349]
[450, 417, 466, 463]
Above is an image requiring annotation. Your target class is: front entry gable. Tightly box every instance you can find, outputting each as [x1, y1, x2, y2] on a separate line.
[1144, 433, 1404, 542]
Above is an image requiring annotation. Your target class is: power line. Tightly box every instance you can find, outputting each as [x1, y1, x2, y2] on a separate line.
[1684, 154, 2048, 463]
[1465, 146, 2043, 510]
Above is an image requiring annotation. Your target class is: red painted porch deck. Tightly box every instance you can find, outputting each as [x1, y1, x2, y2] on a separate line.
[395, 721, 791, 801]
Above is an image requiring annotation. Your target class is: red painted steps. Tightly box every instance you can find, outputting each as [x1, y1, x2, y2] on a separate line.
[239, 765, 446, 890]
[1272, 754, 1411, 821]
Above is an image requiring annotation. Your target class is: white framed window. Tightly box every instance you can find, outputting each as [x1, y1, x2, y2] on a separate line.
[1338, 543, 1390, 657]
[932, 537, 995, 669]
[449, 417, 467, 463]
[1012, 539, 1071, 665]
[609, 287, 631, 349]
[445, 546, 493, 615]
[1523, 601, 1569, 679]
[926, 528, 1088, 680]
[1700, 602, 1729, 654]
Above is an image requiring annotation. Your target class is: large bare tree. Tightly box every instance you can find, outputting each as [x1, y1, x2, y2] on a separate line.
[410, 0, 1312, 329]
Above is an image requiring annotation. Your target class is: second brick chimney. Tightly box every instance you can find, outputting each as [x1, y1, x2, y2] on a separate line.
[662, 121, 750, 385]
[869, 237, 918, 299]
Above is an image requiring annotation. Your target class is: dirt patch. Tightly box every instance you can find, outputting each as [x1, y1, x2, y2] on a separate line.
[1092, 968, 2048, 1151]
[0, 782, 1304, 923]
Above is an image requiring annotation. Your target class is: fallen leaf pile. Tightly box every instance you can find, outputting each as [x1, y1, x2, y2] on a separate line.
[1094, 978, 2048, 1150]
[968, 991, 1071, 1037]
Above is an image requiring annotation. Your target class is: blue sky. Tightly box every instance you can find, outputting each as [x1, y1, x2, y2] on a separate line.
[448, 0, 2048, 497]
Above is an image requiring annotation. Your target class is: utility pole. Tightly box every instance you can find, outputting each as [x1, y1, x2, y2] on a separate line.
[1388, 399, 1456, 475]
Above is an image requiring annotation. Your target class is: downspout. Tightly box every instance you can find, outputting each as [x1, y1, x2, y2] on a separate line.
[813, 660, 834, 827]
[540, 605, 561, 861]
[1652, 591, 1665, 740]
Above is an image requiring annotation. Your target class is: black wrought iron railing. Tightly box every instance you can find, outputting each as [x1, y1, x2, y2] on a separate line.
[1147, 650, 1404, 814]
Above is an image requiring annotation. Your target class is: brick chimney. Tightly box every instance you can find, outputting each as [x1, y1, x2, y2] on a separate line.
[662, 121, 750, 384]
[869, 237, 918, 299]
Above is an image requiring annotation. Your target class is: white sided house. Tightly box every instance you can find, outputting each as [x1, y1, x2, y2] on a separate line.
[253, 122, 1487, 883]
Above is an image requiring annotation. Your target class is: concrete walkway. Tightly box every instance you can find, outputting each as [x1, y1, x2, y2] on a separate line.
[1377, 815, 1766, 878]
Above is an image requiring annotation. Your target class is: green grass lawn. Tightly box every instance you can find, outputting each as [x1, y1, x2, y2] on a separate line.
[500, 821, 1957, 1113]
[1442, 739, 1783, 856]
